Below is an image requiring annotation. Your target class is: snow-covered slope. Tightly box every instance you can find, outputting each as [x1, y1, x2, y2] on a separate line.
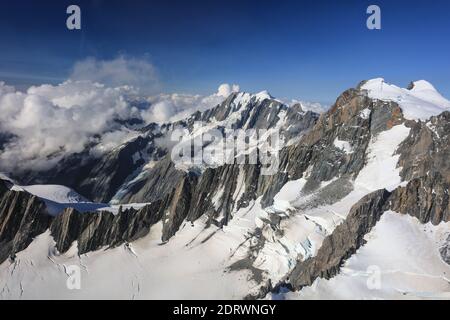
[362, 78, 450, 121]
[13, 184, 89, 204]
[0, 79, 449, 300]
[0, 201, 267, 299]
[8, 183, 106, 215]
[6, 181, 146, 216]
[282, 212, 450, 300]
[0, 122, 415, 299]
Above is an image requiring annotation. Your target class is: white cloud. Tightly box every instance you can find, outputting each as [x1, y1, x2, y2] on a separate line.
[141, 89, 230, 124]
[0, 59, 238, 172]
[217, 83, 240, 97]
[0, 80, 142, 171]
[70, 56, 161, 95]
[0, 64, 328, 176]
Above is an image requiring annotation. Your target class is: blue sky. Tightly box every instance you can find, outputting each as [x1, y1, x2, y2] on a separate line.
[0, 0, 449, 103]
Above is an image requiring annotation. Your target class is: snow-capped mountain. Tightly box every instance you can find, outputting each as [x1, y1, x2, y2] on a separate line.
[0, 79, 449, 299]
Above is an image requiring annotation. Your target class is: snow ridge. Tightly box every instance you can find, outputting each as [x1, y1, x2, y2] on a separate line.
[362, 78, 450, 121]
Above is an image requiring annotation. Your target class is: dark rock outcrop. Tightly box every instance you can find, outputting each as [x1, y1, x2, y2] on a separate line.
[50, 201, 165, 254]
[259, 86, 404, 207]
[286, 173, 450, 292]
[397, 111, 450, 184]
[0, 180, 51, 263]
[289, 189, 391, 289]
[390, 172, 450, 225]
[440, 235, 450, 265]
[1, 80, 449, 299]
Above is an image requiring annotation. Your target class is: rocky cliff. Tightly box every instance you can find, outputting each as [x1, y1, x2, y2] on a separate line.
[0, 80, 449, 299]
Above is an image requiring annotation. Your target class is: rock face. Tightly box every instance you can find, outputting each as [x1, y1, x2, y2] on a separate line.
[390, 172, 450, 224]
[287, 173, 450, 291]
[397, 111, 450, 184]
[0, 80, 449, 300]
[50, 202, 164, 254]
[259, 86, 404, 207]
[0, 180, 51, 264]
[0, 178, 193, 259]
[76, 135, 164, 203]
[289, 189, 391, 289]
[440, 235, 450, 265]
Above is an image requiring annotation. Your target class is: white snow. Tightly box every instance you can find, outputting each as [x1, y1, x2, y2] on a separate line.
[272, 178, 307, 212]
[252, 123, 412, 289]
[362, 78, 450, 121]
[0, 199, 267, 299]
[8, 181, 147, 216]
[211, 185, 225, 211]
[359, 108, 371, 120]
[9, 184, 107, 215]
[0, 172, 15, 183]
[333, 138, 354, 154]
[0, 92, 439, 300]
[12, 184, 89, 204]
[354, 124, 410, 191]
[283, 212, 450, 300]
[254, 90, 272, 102]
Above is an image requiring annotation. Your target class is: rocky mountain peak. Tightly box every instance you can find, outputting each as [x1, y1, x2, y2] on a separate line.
[1, 79, 449, 299]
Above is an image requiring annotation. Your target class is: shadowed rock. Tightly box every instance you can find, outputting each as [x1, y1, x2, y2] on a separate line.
[0, 180, 51, 263]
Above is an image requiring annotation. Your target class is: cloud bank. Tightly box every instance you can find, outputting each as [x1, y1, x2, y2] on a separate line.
[0, 57, 240, 172]
[0, 80, 141, 171]
[0, 56, 324, 174]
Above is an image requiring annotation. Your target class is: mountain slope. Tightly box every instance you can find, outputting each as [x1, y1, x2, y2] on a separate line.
[0, 79, 449, 299]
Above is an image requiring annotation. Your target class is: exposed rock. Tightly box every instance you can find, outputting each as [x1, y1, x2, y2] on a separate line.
[77, 135, 166, 202]
[390, 171, 450, 225]
[0, 180, 51, 263]
[284, 173, 450, 293]
[289, 189, 391, 289]
[440, 235, 450, 265]
[115, 155, 187, 204]
[1, 81, 449, 301]
[260, 86, 404, 206]
[397, 111, 450, 184]
[50, 201, 165, 254]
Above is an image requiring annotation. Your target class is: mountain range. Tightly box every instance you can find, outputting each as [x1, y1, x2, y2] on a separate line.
[0, 78, 449, 299]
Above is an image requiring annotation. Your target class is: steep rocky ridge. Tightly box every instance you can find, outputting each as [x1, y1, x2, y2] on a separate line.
[280, 170, 450, 294]
[1, 80, 449, 301]
[0, 180, 51, 264]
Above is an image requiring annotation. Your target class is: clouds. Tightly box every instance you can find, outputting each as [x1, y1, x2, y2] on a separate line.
[0, 53, 328, 176]
[70, 56, 161, 95]
[5, 56, 331, 175]
[0, 57, 237, 172]
[141, 87, 233, 124]
[217, 83, 240, 98]
[0, 64, 327, 176]
[0, 80, 142, 171]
